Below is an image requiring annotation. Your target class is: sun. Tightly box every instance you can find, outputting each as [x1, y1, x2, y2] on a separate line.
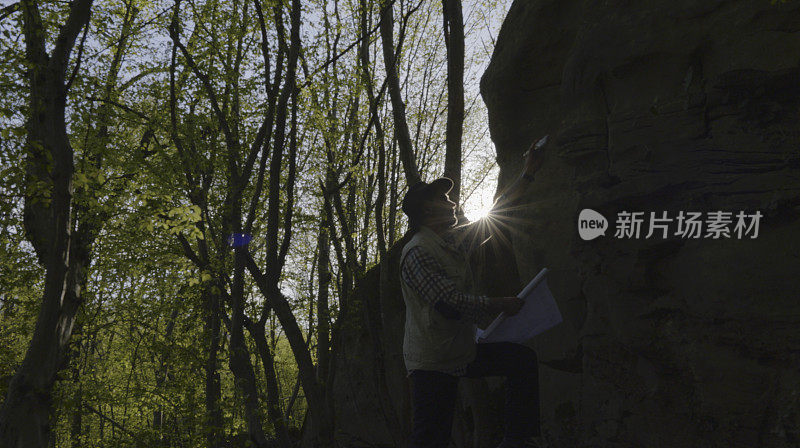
[462, 176, 499, 223]
[461, 158, 501, 223]
[464, 203, 493, 222]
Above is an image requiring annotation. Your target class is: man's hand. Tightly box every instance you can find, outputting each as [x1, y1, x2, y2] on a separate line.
[523, 135, 548, 177]
[491, 135, 549, 214]
[488, 297, 524, 316]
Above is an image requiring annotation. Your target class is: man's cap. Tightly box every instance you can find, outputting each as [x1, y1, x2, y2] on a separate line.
[401, 177, 454, 221]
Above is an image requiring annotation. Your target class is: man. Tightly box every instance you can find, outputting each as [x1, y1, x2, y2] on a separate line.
[400, 138, 547, 448]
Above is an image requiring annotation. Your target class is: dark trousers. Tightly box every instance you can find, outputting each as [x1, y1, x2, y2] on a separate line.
[408, 342, 541, 448]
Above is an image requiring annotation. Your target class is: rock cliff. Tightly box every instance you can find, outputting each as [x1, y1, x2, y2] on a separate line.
[325, 1, 800, 447]
[480, 1, 800, 447]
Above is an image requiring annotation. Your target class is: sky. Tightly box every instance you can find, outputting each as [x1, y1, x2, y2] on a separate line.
[455, 0, 513, 221]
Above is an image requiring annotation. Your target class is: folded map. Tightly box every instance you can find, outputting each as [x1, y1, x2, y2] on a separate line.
[475, 267, 562, 343]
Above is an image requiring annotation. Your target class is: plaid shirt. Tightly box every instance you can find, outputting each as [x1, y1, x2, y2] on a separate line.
[400, 232, 491, 376]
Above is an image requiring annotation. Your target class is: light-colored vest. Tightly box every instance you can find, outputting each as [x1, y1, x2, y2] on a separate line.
[400, 226, 476, 372]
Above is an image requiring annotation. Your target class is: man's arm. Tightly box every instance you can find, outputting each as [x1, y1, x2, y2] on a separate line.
[491, 135, 547, 214]
[400, 246, 522, 322]
[453, 135, 548, 255]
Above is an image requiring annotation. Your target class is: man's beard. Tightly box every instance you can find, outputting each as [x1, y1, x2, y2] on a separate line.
[446, 210, 458, 227]
[430, 209, 457, 228]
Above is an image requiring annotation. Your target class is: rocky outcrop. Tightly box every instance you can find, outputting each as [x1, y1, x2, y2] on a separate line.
[326, 240, 409, 448]
[325, 1, 800, 447]
[481, 1, 800, 447]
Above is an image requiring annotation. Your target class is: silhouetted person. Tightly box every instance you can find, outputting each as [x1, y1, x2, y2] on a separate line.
[400, 138, 548, 448]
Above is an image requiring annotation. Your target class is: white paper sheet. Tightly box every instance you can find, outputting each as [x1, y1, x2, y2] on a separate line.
[475, 268, 562, 343]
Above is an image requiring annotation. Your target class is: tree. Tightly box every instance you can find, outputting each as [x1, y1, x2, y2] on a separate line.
[379, 0, 421, 186]
[441, 0, 464, 207]
[0, 0, 95, 446]
[0, 0, 514, 445]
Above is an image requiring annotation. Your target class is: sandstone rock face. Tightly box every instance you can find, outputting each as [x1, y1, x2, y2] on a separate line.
[481, 1, 800, 447]
[326, 240, 411, 448]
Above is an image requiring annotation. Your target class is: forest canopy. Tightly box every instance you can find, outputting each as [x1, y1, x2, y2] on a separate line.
[0, 0, 510, 446]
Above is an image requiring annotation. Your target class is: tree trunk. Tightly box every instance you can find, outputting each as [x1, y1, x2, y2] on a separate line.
[202, 286, 223, 448]
[316, 212, 331, 383]
[442, 0, 465, 206]
[230, 247, 269, 447]
[0, 1, 94, 447]
[248, 320, 292, 448]
[379, 0, 420, 186]
[388, 140, 399, 246]
[245, 255, 333, 447]
[152, 301, 180, 445]
[69, 341, 83, 448]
